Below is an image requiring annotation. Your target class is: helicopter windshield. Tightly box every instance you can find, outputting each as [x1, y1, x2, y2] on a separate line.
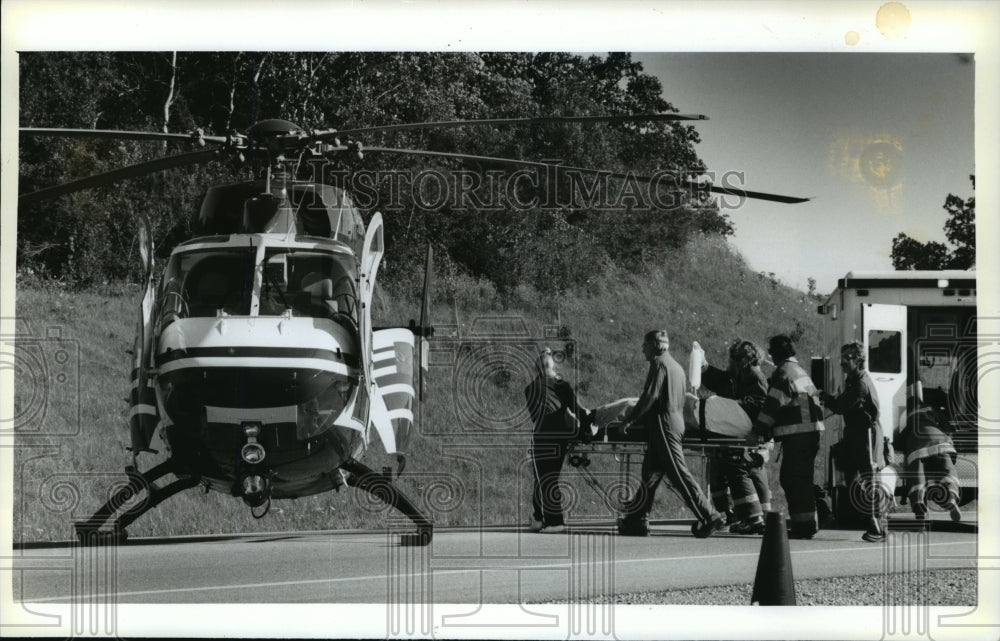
[158, 245, 357, 326]
[160, 248, 256, 318]
[259, 250, 358, 322]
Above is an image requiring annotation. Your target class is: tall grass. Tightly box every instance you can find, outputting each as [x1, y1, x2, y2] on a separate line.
[13, 237, 824, 541]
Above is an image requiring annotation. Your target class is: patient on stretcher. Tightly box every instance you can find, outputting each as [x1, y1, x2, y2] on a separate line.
[588, 395, 753, 443]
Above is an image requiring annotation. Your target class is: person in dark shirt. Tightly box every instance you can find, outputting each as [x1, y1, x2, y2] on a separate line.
[752, 334, 826, 540]
[821, 341, 887, 542]
[701, 340, 771, 534]
[524, 348, 584, 533]
[618, 330, 727, 537]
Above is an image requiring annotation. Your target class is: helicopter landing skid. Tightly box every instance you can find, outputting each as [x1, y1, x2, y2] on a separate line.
[74, 460, 201, 546]
[341, 459, 433, 547]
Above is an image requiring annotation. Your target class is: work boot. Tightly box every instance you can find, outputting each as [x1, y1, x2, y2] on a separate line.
[617, 517, 650, 537]
[814, 485, 835, 528]
[862, 516, 885, 543]
[722, 510, 738, 526]
[692, 514, 728, 538]
[529, 517, 543, 532]
[539, 524, 566, 534]
[729, 517, 766, 535]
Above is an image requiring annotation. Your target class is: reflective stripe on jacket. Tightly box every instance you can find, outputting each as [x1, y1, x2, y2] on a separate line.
[756, 357, 825, 439]
[893, 406, 957, 466]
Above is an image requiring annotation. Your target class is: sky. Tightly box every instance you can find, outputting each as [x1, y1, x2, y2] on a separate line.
[636, 52, 975, 293]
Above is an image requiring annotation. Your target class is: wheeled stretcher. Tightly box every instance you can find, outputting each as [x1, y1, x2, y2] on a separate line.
[566, 396, 763, 520]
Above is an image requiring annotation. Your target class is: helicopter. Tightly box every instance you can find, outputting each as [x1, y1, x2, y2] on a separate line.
[17, 115, 810, 547]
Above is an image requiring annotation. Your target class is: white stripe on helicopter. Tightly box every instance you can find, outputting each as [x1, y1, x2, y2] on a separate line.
[373, 328, 415, 349]
[377, 383, 415, 399]
[386, 408, 414, 423]
[372, 365, 397, 379]
[173, 235, 354, 255]
[158, 357, 352, 376]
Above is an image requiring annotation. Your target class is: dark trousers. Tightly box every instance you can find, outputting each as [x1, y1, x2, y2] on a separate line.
[531, 438, 569, 527]
[708, 452, 734, 514]
[839, 430, 885, 532]
[779, 432, 820, 533]
[709, 449, 770, 522]
[623, 420, 716, 524]
[906, 454, 959, 515]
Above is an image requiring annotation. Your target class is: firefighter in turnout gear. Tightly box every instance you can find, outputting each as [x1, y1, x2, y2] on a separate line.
[820, 341, 888, 543]
[894, 396, 962, 522]
[618, 330, 727, 538]
[752, 334, 826, 539]
[525, 349, 585, 534]
[702, 340, 771, 534]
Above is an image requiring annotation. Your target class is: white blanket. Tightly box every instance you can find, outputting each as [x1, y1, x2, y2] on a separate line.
[592, 395, 752, 438]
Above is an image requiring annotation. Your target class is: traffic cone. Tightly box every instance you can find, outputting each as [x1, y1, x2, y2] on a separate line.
[750, 511, 796, 605]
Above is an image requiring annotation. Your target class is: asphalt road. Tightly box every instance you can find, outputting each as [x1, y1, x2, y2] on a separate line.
[12, 519, 977, 605]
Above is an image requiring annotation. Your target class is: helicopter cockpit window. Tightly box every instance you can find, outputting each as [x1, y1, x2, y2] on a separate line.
[159, 249, 255, 321]
[259, 250, 357, 327]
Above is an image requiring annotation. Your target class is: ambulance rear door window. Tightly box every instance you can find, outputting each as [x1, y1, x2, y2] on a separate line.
[868, 330, 902, 373]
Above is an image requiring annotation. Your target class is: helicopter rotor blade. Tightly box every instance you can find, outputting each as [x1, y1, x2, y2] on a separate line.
[359, 146, 811, 204]
[20, 127, 229, 146]
[18, 148, 224, 205]
[324, 113, 709, 141]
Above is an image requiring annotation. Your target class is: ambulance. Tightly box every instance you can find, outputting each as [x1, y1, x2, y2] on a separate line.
[812, 270, 978, 523]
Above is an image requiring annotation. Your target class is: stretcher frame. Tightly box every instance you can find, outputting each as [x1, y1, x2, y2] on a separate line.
[566, 436, 759, 525]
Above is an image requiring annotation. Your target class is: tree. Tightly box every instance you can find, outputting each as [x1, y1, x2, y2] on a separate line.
[18, 52, 728, 291]
[891, 176, 975, 270]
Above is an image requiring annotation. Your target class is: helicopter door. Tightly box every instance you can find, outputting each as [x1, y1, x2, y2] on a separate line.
[128, 217, 160, 454]
[358, 213, 398, 454]
[862, 303, 908, 438]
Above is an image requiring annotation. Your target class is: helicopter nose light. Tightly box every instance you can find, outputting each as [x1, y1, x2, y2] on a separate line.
[241, 421, 266, 463]
[242, 421, 262, 438]
[241, 442, 266, 464]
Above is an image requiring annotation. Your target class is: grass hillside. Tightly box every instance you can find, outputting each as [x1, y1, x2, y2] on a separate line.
[12, 237, 824, 542]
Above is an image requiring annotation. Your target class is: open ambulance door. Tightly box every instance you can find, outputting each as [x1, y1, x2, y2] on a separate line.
[862, 303, 908, 439]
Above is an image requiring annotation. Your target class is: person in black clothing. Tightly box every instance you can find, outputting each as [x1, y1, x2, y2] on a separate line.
[525, 348, 585, 534]
[820, 341, 887, 542]
[701, 340, 771, 534]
